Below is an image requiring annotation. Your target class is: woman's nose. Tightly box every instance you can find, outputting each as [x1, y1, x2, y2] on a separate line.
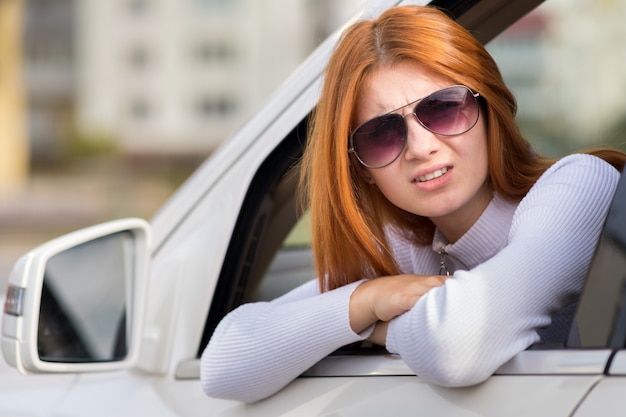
[403, 114, 442, 160]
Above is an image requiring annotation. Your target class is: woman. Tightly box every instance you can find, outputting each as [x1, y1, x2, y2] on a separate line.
[201, 5, 626, 403]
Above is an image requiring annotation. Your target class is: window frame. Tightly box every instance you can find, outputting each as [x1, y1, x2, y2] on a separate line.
[196, 117, 308, 356]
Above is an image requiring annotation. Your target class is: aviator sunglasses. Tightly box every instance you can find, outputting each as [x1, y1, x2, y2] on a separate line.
[349, 85, 480, 168]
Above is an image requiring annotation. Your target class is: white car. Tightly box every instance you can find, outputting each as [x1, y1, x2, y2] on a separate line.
[2, 0, 626, 415]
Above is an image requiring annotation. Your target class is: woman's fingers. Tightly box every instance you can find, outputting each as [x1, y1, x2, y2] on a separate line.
[350, 274, 450, 333]
[374, 274, 449, 321]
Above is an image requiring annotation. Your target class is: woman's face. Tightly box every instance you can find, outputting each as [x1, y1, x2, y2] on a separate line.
[354, 61, 492, 242]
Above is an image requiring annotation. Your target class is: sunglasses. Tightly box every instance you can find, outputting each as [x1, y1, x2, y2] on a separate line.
[349, 85, 480, 169]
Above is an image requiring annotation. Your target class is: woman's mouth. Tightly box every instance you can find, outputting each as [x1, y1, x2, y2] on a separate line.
[417, 167, 448, 183]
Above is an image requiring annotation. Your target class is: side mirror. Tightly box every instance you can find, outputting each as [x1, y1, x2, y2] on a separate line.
[1, 218, 151, 374]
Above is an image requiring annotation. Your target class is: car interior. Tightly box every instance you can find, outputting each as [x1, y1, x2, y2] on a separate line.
[568, 168, 626, 349]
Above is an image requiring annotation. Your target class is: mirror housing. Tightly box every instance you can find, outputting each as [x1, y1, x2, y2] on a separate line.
[1, 218, 151, 374]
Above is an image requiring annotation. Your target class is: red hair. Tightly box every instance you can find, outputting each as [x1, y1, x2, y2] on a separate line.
[300, 6, 625, 291]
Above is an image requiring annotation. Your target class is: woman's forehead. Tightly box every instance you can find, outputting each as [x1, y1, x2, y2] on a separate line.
[354, 62, 453, 119]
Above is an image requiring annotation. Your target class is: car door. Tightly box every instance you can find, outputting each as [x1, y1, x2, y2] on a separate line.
[133, 0, 613, 414]
[575, 352, 626, 417]
[171, 0, 620, 414]
[568, 170, 626, 417]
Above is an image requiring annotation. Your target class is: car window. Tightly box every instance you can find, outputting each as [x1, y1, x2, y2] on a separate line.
[198, 0, 626, 358]
[196, 118, 309, 355]
[282, 210, 311, 249]
[568, 168, 626, 348]
[255, 211, 313, 302]
[255, 0, 626, 306]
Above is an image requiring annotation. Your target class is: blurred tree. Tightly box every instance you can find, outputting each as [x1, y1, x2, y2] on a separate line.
[0, 0, 28, 194]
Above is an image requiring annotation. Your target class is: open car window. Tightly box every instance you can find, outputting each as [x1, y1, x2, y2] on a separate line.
[568, 168, 626, 349]
[196, 0, 626, 359]
[254, 0, 626, 311]
[255, 211, 313, 302]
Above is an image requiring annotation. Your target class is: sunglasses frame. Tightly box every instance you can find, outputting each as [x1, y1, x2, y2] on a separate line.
[349, 85, 480, 169]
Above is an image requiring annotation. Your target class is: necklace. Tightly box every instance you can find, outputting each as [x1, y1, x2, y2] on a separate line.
[438, 247, 451, 276]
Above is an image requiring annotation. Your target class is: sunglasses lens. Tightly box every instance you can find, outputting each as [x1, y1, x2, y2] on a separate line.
[416, 86, 478, 135]
[350, 86, 479, 168]
[351, 114, 406, 168]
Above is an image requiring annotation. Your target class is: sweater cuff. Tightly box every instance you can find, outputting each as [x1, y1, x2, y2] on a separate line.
[385, 312, 404, 354]
[341, 279, 375, 340]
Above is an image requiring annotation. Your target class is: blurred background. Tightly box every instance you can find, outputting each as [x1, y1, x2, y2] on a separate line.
[0, 0, 367, 283]
[1, 0, 625, 286]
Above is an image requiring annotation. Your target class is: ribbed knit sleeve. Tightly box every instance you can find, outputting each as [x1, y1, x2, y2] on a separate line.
[200, 279, 371, 403]
[201, 154, 620, 402]
[385, 154, 620, 386]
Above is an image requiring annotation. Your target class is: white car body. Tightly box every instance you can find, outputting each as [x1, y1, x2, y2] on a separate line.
[2, 0, 626, 415]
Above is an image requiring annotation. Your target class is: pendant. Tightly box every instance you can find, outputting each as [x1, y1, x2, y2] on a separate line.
[438, 247, 451, 276]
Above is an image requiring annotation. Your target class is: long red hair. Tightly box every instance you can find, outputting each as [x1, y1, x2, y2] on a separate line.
[300, 5, 625, 291]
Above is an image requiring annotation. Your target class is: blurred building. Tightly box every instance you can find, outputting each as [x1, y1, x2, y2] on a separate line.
[17, 0, 364, 161]
[16, 0, 626, 163]
[74, 0, 364, 156]
[0, 0, 28, 192]
[22, 0, 75, 161]
[486, 11, 548, 121]
[487, 0, 626, 152]
[540, 0, 626, 144]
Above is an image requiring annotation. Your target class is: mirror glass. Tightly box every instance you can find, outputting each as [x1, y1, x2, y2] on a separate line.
[38, 231, 135, 362]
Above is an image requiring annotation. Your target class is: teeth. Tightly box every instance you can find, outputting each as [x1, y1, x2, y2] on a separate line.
[419, 167, 448, 182]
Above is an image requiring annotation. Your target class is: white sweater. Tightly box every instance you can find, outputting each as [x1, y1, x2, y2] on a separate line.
[200, 154, 620, 403]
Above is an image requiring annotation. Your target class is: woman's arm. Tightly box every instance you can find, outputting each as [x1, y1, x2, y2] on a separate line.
[349, 274, 449, 334]
[385, 154, 621, 387]
[200, 279, 370, 403]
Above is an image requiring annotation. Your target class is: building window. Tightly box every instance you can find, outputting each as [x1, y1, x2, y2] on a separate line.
[128, 46, 151, 70]
[129, 98, 152, 121]
[26, 42, 73, 68]
[194, 0, 235, 11]
[127, 0, 149, 15]
[196, 95, 237, 118]
[194, 41, 237, 64]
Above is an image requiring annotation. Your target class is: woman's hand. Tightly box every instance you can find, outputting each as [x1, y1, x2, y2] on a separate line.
[349, 274, 450, 335]
[367, 321, 389, 346]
